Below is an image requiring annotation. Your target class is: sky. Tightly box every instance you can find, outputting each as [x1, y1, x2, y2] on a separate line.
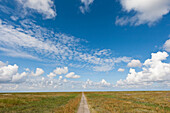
[0, 0, 170, 92]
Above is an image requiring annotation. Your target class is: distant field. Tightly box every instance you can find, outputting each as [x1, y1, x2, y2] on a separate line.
[0, 92, 81, 113]
[85, 91, 170, 113]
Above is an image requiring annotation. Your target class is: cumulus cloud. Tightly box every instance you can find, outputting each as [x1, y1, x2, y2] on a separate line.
[25, 68, 30, 71]
[31, 68, 44, 76]
[0, 64, 19, 82]
[116, 51, 170, 87]
[116, 0, 170, 26]
[59, 76, 63, 81]
[12, 72, 28, 82]
[17, 0, 56, 19]
[82, 79, 112, 89]
[100, 79, 111, 86]
[127, 59, 142, 67]
[53, 67, 68, 75]
[118, 68, 125, 72]
[163, 39, 170, 52]
[0, 62, 29, 83]
[65, 72, 80, 79]
[47, 72, 56, 78]
[79, 0, 94, 14]
[63, 79, 67, 83]
[47, 67, 68, 78]
[0, 60, 47, 84]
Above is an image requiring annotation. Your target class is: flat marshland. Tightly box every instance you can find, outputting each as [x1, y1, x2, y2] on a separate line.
[85, 91, 170, 113]
[0, 92, 81, 113]
[0, 91, 170, 113]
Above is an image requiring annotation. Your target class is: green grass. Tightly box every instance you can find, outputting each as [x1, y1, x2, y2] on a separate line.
[0, 92, 81, 113]
[1, 91, 169, 113]
[85, 91, 170, 113]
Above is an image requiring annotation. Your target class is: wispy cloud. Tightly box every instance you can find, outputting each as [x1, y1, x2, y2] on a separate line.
[163, 39, 170, 52]
[79, 0, 94, 14]
[0, 18, 131, 72]
[0, 47, 40, 60]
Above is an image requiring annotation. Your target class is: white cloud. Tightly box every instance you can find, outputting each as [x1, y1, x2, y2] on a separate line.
[118, 68, 125, 72]
[116, 51, 170, 87]
[12, 72, 28, 82]
[93, 65, 114, 72]
[25, 68, 30, 72]
[94, 49, 111, 56]
[82, 79, 112, 89]
[31, 68, 44, 76]
[0, 20, 78, 61]
[59, 76, 63, 81]
[0, 61, 6, 67]
[65, 72, 80, 79]
[0, 18, 131, 72]
[0, 62, 29, 83]
[10, 16, 18, 21]
[0, 47, 40, 60]
[47, 72, 56, 78]
[53, 67, 68, 75]
[47, 72, 55, 78]
[100, 79, 111, 86]
[0, 64, 19, 82]
[0, 60, 48, 84]
[116, 0, 170, 26]
[17, 0, 56, 19]
[63, 79, 67, 82]
[114, 57, 131, 63]
[42, 77, 45, 81]
[47, 67, 68, 78]
[127, 59, 142, 67]
[163, 39, 170, 52]
[79, 0, 94, 14]
[0, 21, 58, 57]
[75, 52, 130, 72]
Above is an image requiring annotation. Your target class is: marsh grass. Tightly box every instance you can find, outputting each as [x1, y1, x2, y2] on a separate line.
[85, 91, 170, 113]
[0, 92, 81, 113]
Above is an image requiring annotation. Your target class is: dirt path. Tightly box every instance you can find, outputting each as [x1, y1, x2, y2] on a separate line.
[77, 92, 90, 113]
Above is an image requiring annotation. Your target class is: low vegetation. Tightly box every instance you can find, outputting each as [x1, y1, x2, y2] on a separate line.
[85, 91, 170, 113]
[0, 92, 81, 113]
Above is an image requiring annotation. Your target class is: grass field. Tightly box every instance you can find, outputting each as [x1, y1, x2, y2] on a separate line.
[85, 91, 170, 113]
[0, 92, 81, 113]
[0, 91, 170, 113]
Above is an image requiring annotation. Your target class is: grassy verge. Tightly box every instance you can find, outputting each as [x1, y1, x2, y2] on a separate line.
[85, 91, 170, 113]
[0, 92, 81, 113]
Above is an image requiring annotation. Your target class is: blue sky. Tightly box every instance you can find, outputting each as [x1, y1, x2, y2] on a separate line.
[0, 0, 170, 91]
